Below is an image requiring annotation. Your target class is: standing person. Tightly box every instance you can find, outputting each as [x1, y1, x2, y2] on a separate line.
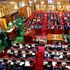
[47, 61, 53, 70]
[0, 61, 3, 70]
[6, 37, 12, 48]
[0, 31, 5, 45]
[15, 26, 21, 37]
[55, 62, 62, 70]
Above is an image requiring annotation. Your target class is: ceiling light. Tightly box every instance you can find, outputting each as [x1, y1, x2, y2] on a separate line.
[41, 1, 44, 4]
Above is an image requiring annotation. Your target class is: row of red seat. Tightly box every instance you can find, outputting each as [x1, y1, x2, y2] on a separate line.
[25, 10, 70, 27]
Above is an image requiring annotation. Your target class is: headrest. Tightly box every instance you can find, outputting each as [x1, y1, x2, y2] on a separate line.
[7, 49, 11, 53]
[28, 46, 31, 48]
[19, 62, 25, 66]
[52, 62, 57, 66]
[25, 61, 30, 66]
[14, 50, 18, 53]
[62, 62, 66, 65]
[22, 51, 25, 53]
[32, 44, 35, 47]
[52, 45, 54, 47]
[22, 54, 26, 58]
[32, 52, 35, 56]
[10, 62, 14, 65]
[52, 52, 55, 55]
[16, 60, 21, 63]
[26, 44, 29, 47]
[19, 44, 23, 48]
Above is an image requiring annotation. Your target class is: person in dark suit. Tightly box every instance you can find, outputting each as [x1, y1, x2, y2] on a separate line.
[0, 32, 5, 45]
[15, 26, 21, 37]
[0, 61, 3, 70]
[6, 37, 12, 48]
[47, 61, 53, 70]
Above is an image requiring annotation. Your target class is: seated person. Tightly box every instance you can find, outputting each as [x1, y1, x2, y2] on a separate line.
[68, 45, 70, 51]
[67, 53, 70, 60]
[55, 62, 62, 70]
[0, 61, 3, 70]
[63, 52, 67, 60]
[48, 45, 53, 50]
[64, 45, 68, 51]
[43, 62, 48, 70]
[12, 43, 19, 48]
[6, 37, 12, 48]
[25, 60, 30, 66]
[31, 51, 36, 58]
[65, 62, 70, 70]
[18, 50, 22, 58]
[57, 45, 62, 51]
[47, 61, 53, 70]
[44, 52, 48, 59]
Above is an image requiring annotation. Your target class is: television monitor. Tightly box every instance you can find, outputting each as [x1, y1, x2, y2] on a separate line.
[19, 2, 25, 8]
[48, 0, 54, 4]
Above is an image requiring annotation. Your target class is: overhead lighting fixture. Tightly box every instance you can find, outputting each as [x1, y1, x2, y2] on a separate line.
[41, 1, 44, 4]
[29, 0, 32, 4]
[57, 2, 61, 4]
[14, 5, 18, 10]
[22, 2, 25, 7]
[10, 2, 15, 4]
[34, 0, 36, 3]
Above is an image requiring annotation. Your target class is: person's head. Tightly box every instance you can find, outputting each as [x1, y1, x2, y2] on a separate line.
[68, 45, 70, 47]
[57, 62, 61, 65]
[63, 52, 67, 55]
[0, 61, 2, 64]
[48, 61, 52, 65]
[3, 59, 7, 64]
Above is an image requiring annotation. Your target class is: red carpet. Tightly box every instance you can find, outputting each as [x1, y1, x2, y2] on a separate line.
[42, 28, 46, 35]
[34, 46, 44, 70]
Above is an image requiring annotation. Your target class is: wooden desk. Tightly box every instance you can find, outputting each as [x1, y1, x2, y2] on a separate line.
[24, 29, 36, 43]
[47, 34, 64, 41]
[6, 26, 17, 40]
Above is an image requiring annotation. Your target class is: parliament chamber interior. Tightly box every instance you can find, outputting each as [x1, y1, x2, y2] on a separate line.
[0, 0, 70, 70]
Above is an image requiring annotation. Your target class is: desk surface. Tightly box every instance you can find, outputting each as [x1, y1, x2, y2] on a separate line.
[35, 34, 64, 41]
[47, 34, 64, 41]
[36, 35, 47, 40]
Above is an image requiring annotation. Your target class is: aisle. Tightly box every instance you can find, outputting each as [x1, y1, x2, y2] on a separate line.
[34, 46, 44, 70]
